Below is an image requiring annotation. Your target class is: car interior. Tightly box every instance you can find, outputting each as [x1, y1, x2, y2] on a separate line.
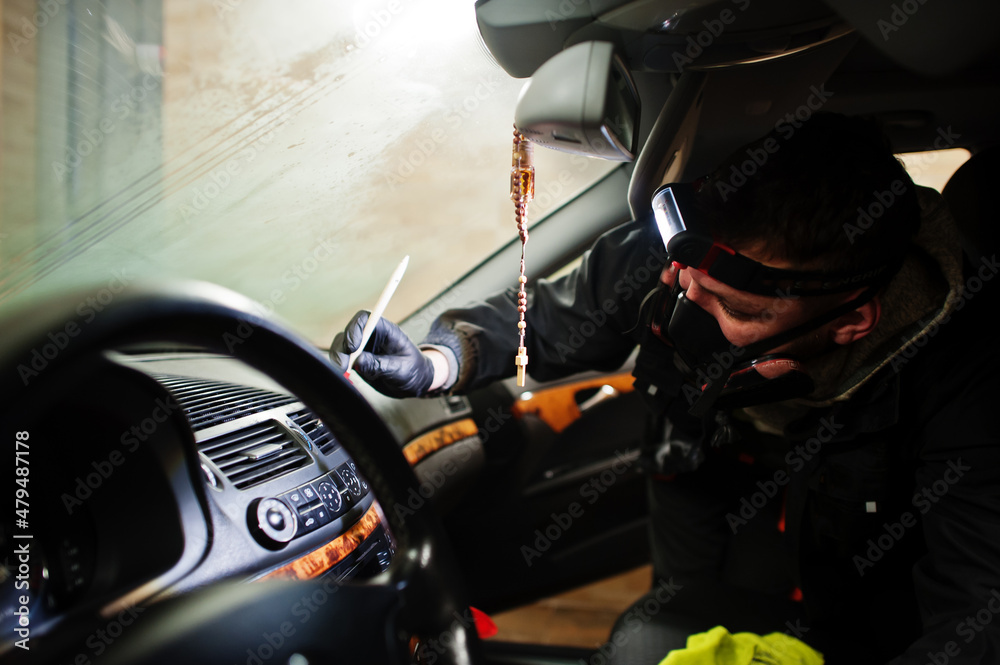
[1, 0, 998, 663]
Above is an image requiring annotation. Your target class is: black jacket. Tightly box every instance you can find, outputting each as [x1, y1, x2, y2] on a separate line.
[423, 207, 1000, 664]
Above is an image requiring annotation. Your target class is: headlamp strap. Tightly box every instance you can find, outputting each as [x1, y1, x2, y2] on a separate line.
[687, 284, 880, 417]
[690, 372, 730, 417]
[738, 284, 881, 360]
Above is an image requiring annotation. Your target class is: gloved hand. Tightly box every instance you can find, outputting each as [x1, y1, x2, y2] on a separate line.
[330, 310, 435, 398]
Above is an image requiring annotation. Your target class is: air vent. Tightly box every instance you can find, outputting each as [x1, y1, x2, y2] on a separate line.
[290, 410, 338, 456]
[152, 374, 296, 430]
[200, 421, 310, 490]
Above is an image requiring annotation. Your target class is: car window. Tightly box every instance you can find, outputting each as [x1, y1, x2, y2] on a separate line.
[0, 0, 615, 345]
[898, 147, 970, 192]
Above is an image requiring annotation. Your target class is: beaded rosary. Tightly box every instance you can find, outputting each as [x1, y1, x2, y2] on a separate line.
[510, 127, 534, 386]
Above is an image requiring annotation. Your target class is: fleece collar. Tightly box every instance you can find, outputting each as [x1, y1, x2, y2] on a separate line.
[740, 187, 965, 435]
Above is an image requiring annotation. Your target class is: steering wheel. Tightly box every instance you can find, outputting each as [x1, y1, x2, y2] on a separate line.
[0, 281, 480, 665]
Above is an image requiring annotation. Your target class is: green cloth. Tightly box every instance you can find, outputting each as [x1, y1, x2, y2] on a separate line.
[659, 626, 824, 665]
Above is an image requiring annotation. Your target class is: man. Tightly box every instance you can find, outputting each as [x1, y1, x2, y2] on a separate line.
[332, 114, 1000, 664]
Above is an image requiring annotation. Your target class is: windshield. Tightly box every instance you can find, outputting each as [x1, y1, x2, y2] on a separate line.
[0, 0, 615, 345]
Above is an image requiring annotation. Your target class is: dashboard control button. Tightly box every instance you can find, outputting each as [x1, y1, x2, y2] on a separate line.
[296, 503, 332, 534]
[338, 464, 363, 499]
[266, 508, 286, 531]
[311, 504, 332, 527]
[347, 461, 370, 493]
[329, 471, 354, 506]
[254, 498, 296, 545]
[284, 488, 311, 509]
[300, 485, 320, 504]
[313, 479, 343, 514]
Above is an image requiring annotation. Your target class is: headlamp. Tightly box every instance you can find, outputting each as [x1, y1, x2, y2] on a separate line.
[644, 181, 908, 418]
[651, 183, 897, 297]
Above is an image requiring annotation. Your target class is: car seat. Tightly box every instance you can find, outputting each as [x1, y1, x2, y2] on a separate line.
[942, 146, 1000, 267]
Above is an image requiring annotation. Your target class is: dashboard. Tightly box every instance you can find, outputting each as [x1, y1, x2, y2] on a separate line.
[0, 346, 483, 659]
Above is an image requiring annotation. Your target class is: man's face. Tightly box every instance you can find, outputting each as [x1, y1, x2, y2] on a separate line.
[669, 247, 859, 358]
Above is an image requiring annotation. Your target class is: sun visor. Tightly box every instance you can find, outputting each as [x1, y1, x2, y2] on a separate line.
[514, 41, 640, 162]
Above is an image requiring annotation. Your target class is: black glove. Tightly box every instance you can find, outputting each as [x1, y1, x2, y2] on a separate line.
[330, 310, 435, 398]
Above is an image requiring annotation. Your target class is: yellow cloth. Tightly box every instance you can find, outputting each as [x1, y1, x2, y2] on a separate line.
[659, 626, 823, 665]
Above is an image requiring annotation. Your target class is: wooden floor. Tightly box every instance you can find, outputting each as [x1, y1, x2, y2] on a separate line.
[489, 565, 654, 647]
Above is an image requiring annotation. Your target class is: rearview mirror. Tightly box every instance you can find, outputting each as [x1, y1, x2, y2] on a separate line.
[515, 41, 640, 162]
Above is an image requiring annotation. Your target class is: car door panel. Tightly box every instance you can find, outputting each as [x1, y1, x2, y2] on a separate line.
[443, 369, 651, 613]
